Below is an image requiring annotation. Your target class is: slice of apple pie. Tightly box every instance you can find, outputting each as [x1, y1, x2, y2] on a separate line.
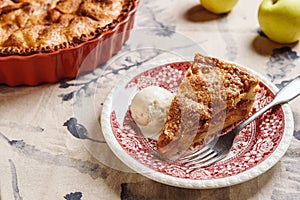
[157, 53, 260, 158]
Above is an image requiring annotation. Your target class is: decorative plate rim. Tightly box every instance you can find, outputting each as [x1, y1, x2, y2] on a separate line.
[101, 59, 294, 189]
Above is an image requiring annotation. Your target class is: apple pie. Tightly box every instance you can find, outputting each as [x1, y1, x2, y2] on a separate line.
[0, 0, 134, 55]
[157, 54, 260, 158]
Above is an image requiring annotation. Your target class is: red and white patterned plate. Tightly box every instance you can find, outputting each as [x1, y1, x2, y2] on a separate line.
[101, 61, 294, 189]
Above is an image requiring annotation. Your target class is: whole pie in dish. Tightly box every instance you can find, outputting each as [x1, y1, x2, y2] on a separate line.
[0, 0, 133, 55]
[0, 0, 138, 86]
[157, 54, 260, 158]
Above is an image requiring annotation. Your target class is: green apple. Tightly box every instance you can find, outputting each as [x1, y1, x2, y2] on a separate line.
[258, 0, 300, 44]
[200, 0, 239, 14]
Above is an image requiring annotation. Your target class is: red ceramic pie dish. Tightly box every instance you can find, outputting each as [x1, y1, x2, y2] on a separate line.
[0, 0, 139, 86]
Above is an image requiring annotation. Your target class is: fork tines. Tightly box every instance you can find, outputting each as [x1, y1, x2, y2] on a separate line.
[178, 146, 224, 169]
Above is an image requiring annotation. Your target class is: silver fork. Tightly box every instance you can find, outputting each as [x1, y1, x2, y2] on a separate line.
[179, 75, 300, 169]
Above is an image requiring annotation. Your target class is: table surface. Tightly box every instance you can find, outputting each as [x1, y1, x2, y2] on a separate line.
[1, 0, 300, 199]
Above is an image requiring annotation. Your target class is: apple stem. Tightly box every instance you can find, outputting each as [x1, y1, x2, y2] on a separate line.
[272, 0, 279, 4]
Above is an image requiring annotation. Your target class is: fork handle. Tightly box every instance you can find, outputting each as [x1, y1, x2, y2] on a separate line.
[236, 75, 300, 132]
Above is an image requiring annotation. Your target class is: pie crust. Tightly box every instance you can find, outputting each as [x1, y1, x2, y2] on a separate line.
[157, 54, 260, 158]
[0, 0, 134, 56]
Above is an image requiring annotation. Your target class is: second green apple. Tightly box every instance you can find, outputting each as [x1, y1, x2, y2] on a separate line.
[200, 0, 239, 14]
[258, 0, 300, 44]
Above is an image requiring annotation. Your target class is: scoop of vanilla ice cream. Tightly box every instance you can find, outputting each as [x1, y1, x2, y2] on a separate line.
[130, 86, 174, 139]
